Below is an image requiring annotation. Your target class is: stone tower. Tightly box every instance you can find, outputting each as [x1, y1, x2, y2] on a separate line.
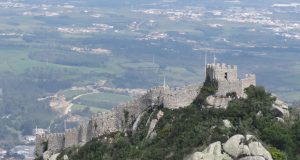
[206, 63, 238, 82]
[206, 63, 256, 98]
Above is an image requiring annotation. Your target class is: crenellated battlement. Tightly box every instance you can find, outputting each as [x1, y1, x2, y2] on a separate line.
[206, 63, 238, 82]
[48, 132, 65, 153]
[64, 127, 80, 148]
[65, 128, 78, 133]
[48, 133, 65, 137]
[35, 133, 48, 157]
[207, 63, 237, 70]
[206, 63, 256, 97]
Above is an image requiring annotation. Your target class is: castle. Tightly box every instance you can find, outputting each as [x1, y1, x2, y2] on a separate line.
[206, 63, 256, 97]
[35, 63, 256, 158]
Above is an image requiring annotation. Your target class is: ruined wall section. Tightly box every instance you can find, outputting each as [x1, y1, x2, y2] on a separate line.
[47, 133, 65, 153]
[216, 80, 242, 97]
[90, 111, 121, 137]
[35, 134, 48, 157]
[85, 120, 94, 143]
[78, 122, 89, 144]
[64, 128, 80, 148]
[241, 74, 256, 89]
[163, 84, 200, 109]
[119, 87, 165, 129]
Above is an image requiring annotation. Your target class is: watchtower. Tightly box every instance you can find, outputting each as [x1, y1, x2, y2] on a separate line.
[206, 63, 238, 82]
[205, 63, 256, 98]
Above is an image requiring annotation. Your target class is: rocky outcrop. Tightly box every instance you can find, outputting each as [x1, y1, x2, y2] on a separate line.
[248, 141, 273, 160]
[239, 156, 266, 160]
[132, 111, 146, 132]
[223, 119, 232, 128]
[223, 135, 272, 160]
[146, 110, 164, 140]
[223, 134, 251, 158]
[42, 151, 59, 160]
[188, 135, 273, 160]
[272, 99, 289, 118]
[63, 155, 69, 160]
[49, 153, 60, 160]
[43, 151, 52, 160]
[186, 142, 231, 160]
[206, 95, 230, 109]
[275, 117, 285, 123]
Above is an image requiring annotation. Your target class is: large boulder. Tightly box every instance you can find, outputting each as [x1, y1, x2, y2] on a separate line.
[275, 117, 285, 123]
[43, 151, 52, 160]
[223, 119, 232, 128]
[223, 134, 251, 158]
[49, 153, 60, 160]
[223, 135, 273, 160]
[187, 135, 272, 160]
[206, 95, 230, 109]
[248, 142, 272, 160]
[272, 99, 289, 118]
[49, 153, 59, 160]
[63, 154, 69, 160]
[186, 142, 231, 160]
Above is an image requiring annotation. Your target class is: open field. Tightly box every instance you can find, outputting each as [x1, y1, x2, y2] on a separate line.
[67, 92, 132, 113]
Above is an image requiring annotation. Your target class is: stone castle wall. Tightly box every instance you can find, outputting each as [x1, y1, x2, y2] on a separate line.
[35, 83, 201, 156]
[48, 133, 65, 153]
[217, 80, 242, 97]
[78, 122, 89, 144]
[91, 111, 121, 137]
[35, 134, 48, 157]
[163, 84, 200, 109]
[206, 63, 237, 82]
[241, 74, 256, 89]
[207, 63, 256, 97]
[64, 128, 80, 148]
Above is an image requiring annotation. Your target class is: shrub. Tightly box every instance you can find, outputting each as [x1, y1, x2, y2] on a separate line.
[270, 147, 287, 160]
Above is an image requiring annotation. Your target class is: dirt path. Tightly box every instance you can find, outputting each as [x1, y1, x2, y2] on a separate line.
[63, 90, 100, 115]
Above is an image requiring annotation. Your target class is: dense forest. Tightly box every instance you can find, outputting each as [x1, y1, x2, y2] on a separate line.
[55, 80, 300, 160]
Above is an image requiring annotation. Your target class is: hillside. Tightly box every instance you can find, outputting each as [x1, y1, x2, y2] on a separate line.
[39, 79, 300, 160]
